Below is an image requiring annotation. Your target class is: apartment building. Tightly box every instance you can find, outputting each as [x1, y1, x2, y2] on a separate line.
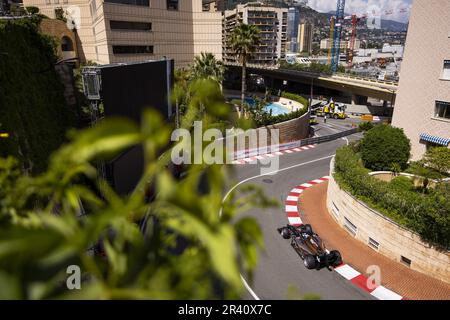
[297, 22, 312, 54]
[222, 2, 287, 66]
[392, 0, 450, 160]
[22, 0, 222, 67]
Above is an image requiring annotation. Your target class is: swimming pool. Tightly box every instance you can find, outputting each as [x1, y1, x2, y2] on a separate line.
[242, 98, 291, 116]
[265, 103, 291, 116]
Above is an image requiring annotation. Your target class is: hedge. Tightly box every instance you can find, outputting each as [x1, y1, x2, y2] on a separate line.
[334, 146, 450, 249]
[0, 18, 78, 173]
[281, 92, 309, 108]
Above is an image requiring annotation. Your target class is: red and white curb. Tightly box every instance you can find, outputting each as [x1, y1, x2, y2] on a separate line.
[232, 145, 316, 165]
[284, 176, 405, 300]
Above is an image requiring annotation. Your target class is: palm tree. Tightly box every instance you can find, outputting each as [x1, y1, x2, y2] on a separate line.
[228, 23, 260, 116]
[190, 52, 225, 84]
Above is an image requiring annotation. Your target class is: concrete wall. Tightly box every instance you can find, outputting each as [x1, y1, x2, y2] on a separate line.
[326, 164, 450, 284]
[231, 110, 310, 153]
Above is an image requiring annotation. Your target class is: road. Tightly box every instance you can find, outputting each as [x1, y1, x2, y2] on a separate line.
[227, 121, 371, 300]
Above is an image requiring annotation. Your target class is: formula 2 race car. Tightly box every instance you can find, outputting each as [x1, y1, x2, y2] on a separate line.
[278, 224, 343, 270]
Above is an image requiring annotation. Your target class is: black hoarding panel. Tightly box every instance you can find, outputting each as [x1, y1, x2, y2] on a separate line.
[100, 60, 173, 122]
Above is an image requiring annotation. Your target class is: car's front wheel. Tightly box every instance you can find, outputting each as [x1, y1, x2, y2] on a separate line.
[281, 227, 291, 239]
[329, 250, 343, 267]
[304, 255, 318, 270]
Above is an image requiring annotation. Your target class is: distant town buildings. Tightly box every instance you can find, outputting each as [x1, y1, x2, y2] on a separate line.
[392, 0, 450, 160]
[21, 0, 222, 67]
[320, 38, 361, 51]
[223, 2, 287, 65]
[298, 22, 313, 54]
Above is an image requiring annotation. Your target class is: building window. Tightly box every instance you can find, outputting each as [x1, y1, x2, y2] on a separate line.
[61, 36, 74, 51]
[112, 45, 154, 55]
[343, 217, 357, 236]
[435, 101, 450, 119]
[110, 20, 152, 31]
[167, 0, 178, 10]
[400, 256, 411, 267]
[105, 0, 149, 6]
[441, 60, 450, 80]
[368, 237, 379, 251]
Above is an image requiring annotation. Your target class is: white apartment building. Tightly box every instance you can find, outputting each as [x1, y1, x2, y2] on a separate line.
[222, 2, 287, 66]
[22, 0, 222, 67]
[392, 0, 450, 160]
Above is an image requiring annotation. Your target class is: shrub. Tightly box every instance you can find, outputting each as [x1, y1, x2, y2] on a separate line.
[360, 124, 411, 171]
[390, 176, 414, 192]
[423, 147, 450, 177]
[334, 146, 449, 248]
[25, 6, 40, 14]
[358, 121, 374, 132]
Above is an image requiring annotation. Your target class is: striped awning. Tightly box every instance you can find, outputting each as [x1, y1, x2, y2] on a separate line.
[420, 133, 450, 146]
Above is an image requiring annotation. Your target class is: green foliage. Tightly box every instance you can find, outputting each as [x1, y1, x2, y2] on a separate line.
[0, 18, 78, 174]
[227, 23, 261, 64]
[358, 121, 374, 132]
[0, 80, 277, 299]
[25, 6, 40, 14]
[190, 52, 225, 84]
[390, 176, 414, 192]
[279, 60, 346, 75]
[281, 92, 309, 108]
[227, 23, 261, 112]
[360, 124, 411, 171]
[423, 147, 450, 177]
[54, 7, 67, 22]
[334, 146, 450, 248]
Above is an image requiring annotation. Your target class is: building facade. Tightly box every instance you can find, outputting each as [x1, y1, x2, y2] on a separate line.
[297, 22, 312, 54]
[286, 7, 299, 52]
[223, 3, 287, 65]
[392, 0, 450, 160]
[22, 0, 222, 68]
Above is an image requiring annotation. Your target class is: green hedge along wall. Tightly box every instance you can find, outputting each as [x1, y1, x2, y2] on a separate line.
[0, 18, 78, 173]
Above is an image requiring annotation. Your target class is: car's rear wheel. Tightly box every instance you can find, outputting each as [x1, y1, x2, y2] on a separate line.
[304, 255, 318, 270]
[330, 250, 343, 267]
[281, 227, 291, 239]
[334, 114, 339, 119]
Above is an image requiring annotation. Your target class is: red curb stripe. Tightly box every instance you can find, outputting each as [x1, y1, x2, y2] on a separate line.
[287, 211, 300, 218]
[350, 274, 377, 293]
[285, 200, 298, 206]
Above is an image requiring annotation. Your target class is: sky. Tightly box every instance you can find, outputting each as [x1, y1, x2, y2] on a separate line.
[306, 0, 413, 23]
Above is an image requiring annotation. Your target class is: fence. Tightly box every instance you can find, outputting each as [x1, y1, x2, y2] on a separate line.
[233, 127, 358, 160]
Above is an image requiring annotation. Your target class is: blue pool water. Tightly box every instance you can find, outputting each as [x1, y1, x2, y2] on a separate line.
[265, 103, 290, 116]
[243, 98, 291, 116]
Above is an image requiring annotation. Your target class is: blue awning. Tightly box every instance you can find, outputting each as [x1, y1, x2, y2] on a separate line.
[420, 133, 450, 146]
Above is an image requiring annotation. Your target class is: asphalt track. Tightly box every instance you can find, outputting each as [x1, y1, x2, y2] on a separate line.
[227, 120, 373, 300]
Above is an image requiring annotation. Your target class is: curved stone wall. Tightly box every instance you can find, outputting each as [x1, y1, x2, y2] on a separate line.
[326, 160, 450, 284]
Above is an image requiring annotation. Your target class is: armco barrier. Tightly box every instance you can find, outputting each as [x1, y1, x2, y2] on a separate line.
[233, 128, 358, 160]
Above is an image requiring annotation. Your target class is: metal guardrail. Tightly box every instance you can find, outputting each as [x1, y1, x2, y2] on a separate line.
[300, 128, 359, 146]
[233, 127, 359, 160]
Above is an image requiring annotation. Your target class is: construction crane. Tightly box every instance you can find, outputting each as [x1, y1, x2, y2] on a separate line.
[330, 0, 345, 73]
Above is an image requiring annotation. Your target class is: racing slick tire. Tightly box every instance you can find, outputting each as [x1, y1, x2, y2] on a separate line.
[304, 255, 318, 270]
[333, 114, 339, 120]
[281, 227, 291, 239]
[329, 250, 343, 267]
[303, 224, 313, 236]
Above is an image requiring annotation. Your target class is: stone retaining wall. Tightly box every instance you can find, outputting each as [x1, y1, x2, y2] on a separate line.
[326, 160, 450, 284]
